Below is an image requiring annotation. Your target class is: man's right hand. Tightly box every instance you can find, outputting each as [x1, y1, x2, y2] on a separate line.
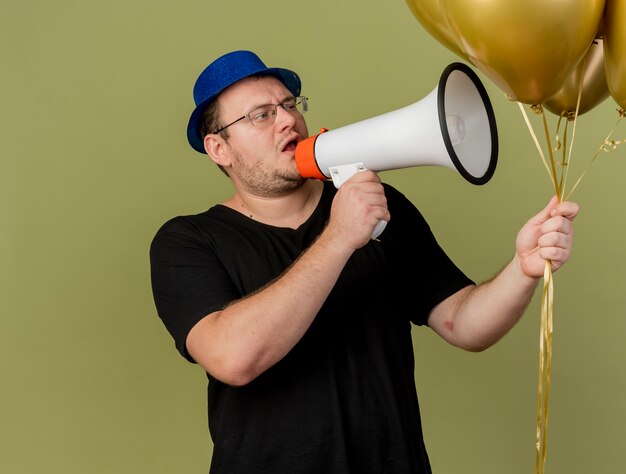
[326, 170, 390, 249]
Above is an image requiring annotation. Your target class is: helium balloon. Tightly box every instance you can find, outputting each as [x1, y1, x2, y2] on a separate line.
[405, 0, 469, 61]
[544, 39, 609, 117]
[604, 0, 626, 109]
[443, 0, 605, 105]
[595, 15, 605, 39]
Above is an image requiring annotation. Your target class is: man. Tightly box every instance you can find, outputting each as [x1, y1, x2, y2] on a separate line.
[150, 50, 579, 473]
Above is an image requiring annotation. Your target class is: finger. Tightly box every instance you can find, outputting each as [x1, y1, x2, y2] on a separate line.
[551, 201, 580, 221]
[538, 230, 573, 250]
[346, 169, 380, 184]
[527, 195, 559, 226]
[542, 215, 574, 236]
[540, 246, 571, 266]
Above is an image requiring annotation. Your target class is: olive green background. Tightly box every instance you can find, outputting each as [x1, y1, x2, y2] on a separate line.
[2, 1, 625, 472]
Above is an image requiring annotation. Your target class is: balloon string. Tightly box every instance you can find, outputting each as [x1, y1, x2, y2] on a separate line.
[536, 260, 554, 474]
[565, 110, 625, 200]
[558, 120, 569, 198]
[517, 50, 587, 200]
[559, 57, 586, 201]
[516, 101, 560, 474]
[517, 102, 557, 189]
[539, 107, 562, 197]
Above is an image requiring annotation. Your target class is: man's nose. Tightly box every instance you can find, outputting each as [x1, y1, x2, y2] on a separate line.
[274, 105, 297, 126]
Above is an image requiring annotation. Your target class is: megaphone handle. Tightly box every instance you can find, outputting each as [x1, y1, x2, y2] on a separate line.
[371, 219, 387, 240]
[328, 163, 388, 241]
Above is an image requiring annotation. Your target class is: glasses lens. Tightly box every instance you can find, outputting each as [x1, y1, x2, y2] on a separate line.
[297, 96, 308, 113]
[287, 97, 308, 114]
[248, 105, 275, 126]
[247, 97, 309, 127]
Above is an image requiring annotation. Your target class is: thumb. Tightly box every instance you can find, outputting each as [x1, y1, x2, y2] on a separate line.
[528, 195, 559, 225]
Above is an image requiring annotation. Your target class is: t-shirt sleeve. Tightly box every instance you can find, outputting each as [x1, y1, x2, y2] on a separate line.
[383, 184, 475, 326]
[149, 217, 239, 362]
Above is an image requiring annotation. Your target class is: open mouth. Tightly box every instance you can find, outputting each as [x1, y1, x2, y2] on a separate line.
[282, 138, 299, 153]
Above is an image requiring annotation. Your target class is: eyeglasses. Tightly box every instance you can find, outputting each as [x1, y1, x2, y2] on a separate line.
[212, 96, 308, 134]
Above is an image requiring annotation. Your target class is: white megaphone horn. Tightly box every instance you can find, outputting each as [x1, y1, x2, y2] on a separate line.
[295, 62, 498, 239]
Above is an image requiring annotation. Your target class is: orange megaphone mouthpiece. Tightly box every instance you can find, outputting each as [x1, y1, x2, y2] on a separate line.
[295, 128, 329, 180]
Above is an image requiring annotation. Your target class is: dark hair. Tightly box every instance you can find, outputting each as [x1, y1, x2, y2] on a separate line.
[200, 99, 225, 139]
[199, 99, 229, 176]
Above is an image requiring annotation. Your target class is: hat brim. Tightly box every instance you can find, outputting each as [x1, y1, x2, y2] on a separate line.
[187, 67, 301, 154]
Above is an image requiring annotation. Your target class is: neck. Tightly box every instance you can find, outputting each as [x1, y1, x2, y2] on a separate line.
[226, 180, 323, 228]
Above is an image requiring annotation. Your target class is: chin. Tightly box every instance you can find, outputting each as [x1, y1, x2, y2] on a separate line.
[279, 171, 306, 189]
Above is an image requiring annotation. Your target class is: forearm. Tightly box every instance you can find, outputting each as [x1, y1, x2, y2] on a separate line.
[187, 226, 355, 385]
[429, 254, 540, 351]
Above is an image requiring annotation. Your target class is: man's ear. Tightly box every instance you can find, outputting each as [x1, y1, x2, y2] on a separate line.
[204, 134, 231, 167]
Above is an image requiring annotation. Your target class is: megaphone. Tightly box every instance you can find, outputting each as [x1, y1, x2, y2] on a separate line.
[295, 62, 498, 238]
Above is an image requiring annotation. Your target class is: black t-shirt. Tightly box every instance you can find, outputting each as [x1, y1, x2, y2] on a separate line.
[150, 181, 473, 474]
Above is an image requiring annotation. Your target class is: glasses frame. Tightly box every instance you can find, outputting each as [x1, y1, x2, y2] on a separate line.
[211, 96, 308, 134]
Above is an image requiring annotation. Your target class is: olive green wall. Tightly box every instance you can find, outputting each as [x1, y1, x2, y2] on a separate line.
[2, 1, 624, 472]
